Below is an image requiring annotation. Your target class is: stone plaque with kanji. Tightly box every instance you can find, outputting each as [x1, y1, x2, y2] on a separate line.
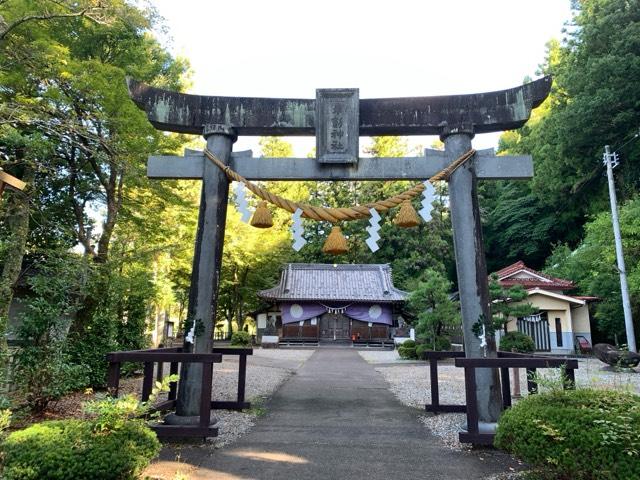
[316, 88, 359, 164]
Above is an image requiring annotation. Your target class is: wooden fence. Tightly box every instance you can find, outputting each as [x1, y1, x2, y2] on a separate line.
[105, 346, 253, 438]
[423, 350, 578, 445]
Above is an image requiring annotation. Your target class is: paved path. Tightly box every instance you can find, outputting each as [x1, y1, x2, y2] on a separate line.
[165, 349, 518, 480]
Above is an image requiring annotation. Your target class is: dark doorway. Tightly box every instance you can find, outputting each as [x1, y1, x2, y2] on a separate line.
[320, 313, 350, 340]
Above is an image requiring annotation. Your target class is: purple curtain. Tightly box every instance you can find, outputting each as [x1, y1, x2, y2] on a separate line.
[345, 304, 392, 325]
[281, 302, 328, 324]
[281, 302, 393, 325]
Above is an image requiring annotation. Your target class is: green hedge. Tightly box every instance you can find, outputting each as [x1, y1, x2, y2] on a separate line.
[415, 343, 430, 360]
[1, 420, 160, 480]
[231, 331, 252, 346]
[398, 340, 417, 359]
[499, 331, 535, 353]
[495, 388, 640, 480]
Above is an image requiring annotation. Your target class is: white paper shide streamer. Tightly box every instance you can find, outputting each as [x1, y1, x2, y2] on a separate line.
[366, 208, 382, 252]
[479, 324, 487, 349]
[235, 181, 252, 223]
[185, 321, 196, 344]
[419, 180, 437, 222]
[291, 208, 306, 251]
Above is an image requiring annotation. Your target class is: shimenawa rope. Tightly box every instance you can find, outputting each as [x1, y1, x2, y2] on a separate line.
[203, 148, 476, 224]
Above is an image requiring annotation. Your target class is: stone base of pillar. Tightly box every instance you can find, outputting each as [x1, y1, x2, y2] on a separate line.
[462, 421, 498, 435]
[160, 412, 219, 443]
[163, 412, 218, 427]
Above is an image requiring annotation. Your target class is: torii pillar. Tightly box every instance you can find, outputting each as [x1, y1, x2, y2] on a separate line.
[445, 130, 501, 421]
[175, 125, 236, 418]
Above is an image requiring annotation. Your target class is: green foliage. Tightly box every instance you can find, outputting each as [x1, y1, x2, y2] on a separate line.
[545, 196, 640, 343]
[499, 331, 535, 353]
[84, 395, 144, 433]
[1, 419, 160, 480]
[0, 408, 11, 443]
[398, 340, 417, 359]
[83, 374, 178, 431]
[495, 388, 640, 480]
[0, 0, 193, 400]
[11, 253, 89, 411]
[473, 274, 537, 338]
[230, 331, 252, 347]
[295, 137, 454, 291]
[484, 0, 640, 272]
[259, 137, 294, 158]
[67, 262, 153, 387]
[407, 269, 459, 350]
[415, 343, 430, 360]
[414, 340, 450, 358]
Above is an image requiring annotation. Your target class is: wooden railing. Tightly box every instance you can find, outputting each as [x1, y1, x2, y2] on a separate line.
[423, 350, 467, 413]
[105, 346, 253, 438]
[422, 350, 578, 445]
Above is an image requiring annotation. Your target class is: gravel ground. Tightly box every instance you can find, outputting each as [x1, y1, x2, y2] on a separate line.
[358, 349, 415, 364]
[370, 351, 640, 452]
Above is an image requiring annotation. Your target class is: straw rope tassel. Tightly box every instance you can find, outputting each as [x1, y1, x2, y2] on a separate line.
[394, 199, 421, 228]
[250, 201, 273, 228]
[322, 226, 348, 255]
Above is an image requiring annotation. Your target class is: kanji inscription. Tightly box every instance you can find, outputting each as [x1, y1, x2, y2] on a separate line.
[316, 88, 359, 164]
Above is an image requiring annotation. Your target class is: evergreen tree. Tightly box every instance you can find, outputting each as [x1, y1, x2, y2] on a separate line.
[484, 0, 640, 271]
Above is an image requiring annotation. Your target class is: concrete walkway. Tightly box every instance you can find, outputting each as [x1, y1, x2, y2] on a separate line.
[167, 349, 518, 480]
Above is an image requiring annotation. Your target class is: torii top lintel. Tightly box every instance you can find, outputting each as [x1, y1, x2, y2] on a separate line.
[126, 76, 551, 137]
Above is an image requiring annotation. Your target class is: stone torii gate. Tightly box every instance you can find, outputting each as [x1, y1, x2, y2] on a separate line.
[127, 77, 551, 424]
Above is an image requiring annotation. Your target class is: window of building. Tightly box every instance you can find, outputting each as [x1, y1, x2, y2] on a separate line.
[555, 318, 563, 347]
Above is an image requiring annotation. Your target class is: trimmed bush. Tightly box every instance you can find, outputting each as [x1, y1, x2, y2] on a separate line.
[398, 340, 417, 359]
[230, 331, 252, 346]
[495, 388, 640, 480]
[499, 331, 535, 353]
[433, 336, 452, 351]
[415, 343, 430, 360]
[1, 419, 160, 480]
[414, 338, 453, 360]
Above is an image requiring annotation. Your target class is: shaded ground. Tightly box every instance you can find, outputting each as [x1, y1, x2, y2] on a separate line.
[147, 349, 520, 480]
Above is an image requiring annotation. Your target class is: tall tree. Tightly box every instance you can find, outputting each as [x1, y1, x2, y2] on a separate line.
[407, 269, 459, 350]
[484, 0, 640, 271]
[0, 0, 191, 381]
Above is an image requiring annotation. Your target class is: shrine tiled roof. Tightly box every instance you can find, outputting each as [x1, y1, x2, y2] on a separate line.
[494, 261, 575, 290]
[258, 263, 408, 303]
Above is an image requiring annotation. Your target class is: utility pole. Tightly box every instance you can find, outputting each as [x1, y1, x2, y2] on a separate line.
[603, 145, 636, 352]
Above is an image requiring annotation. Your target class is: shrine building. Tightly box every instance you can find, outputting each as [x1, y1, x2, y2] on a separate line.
[494, 261, 595, 354]
[256, 263, 408, 344]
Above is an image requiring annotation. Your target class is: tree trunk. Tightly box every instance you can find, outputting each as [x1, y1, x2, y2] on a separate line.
[68, 160, 124, 334]
[234, 267, 250, 332]
[0, 164, 34, 368]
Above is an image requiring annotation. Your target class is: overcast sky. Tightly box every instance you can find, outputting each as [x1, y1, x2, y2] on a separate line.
[151, 0, 573, 154]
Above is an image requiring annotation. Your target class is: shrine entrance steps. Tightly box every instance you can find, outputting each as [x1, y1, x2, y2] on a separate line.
[169, 349, 519, 479]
